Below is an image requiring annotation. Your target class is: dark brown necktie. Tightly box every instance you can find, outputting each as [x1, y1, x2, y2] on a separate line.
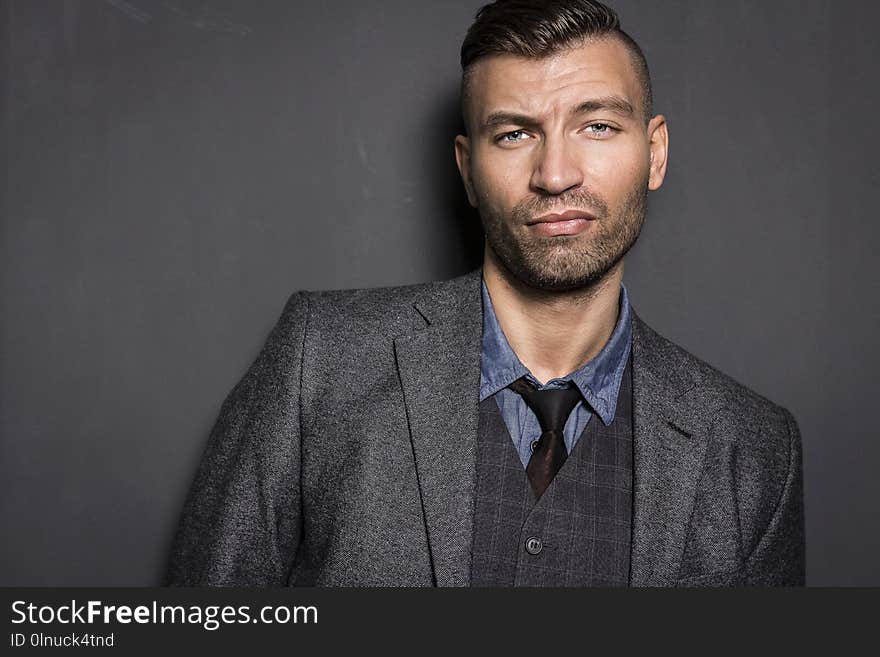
[508, 377, 583, 499]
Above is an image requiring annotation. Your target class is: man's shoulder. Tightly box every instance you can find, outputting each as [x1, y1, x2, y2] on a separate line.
[305, 276, 446, 319]
[274, 268, 481, 340]
[632, 313, 797, 434]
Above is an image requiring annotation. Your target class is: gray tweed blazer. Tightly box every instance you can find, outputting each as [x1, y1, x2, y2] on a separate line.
[165, 267, 805, 587]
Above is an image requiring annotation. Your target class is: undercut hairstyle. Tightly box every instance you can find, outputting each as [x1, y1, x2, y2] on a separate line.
[459, 0, 653, 134]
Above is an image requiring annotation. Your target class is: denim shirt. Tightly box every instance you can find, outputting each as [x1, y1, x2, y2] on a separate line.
[479, 278, 633, 468]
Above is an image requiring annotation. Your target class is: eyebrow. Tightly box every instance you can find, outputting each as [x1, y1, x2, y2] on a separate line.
[481, 95, 635, 133]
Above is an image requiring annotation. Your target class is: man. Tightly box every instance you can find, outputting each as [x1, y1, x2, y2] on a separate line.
[166, 0, 805, 587]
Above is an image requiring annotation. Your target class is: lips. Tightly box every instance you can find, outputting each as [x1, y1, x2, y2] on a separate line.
[529, 209, 597, 224]
[527, 209, 597, 237]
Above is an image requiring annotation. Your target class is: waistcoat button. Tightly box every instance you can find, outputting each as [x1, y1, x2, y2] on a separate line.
[525, 536, 543, 555]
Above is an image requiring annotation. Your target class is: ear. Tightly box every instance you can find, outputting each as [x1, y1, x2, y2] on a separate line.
[646, 114, 669, 191]
[454, 134, 478, 207]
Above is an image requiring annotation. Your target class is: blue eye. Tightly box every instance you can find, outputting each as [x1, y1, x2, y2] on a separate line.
[586, 123, 616, 136]
[499, 130, 527, 143]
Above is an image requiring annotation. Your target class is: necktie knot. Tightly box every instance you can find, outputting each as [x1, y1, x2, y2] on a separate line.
[508, 376, 583, 500]
[508, 377, 582, 434]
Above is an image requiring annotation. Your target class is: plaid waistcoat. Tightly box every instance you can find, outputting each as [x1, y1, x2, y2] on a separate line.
[469, 354, 634, 587]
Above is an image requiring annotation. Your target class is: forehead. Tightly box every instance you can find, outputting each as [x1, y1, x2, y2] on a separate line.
[468, 37, 641, 120]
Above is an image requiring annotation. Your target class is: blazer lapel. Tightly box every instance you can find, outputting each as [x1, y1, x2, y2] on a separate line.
[629, 311, 723, 586]
[393, 268, 484, 587]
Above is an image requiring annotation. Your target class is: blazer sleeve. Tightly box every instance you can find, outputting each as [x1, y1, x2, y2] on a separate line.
[164, 291, 309, 586]
[744, 406, 806, 586]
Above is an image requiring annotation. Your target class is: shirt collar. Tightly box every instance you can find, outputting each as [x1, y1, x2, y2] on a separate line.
[479, 278, 633, 426]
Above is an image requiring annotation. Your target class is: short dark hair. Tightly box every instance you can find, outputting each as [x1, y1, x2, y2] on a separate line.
[459, 0, 653, 133]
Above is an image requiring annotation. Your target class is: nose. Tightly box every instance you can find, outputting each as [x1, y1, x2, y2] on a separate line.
[530, 133, 584, 196]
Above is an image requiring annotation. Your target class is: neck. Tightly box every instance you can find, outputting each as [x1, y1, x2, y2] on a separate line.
[482, 247, 624, 385]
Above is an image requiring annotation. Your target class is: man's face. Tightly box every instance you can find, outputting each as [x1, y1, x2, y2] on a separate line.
[455, 37, 668, 292]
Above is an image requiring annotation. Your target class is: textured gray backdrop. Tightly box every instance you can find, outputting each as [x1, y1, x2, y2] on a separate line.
[2, 0, 877, 585]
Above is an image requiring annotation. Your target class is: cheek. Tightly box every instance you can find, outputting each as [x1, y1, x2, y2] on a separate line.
[588, 145, 649, 199]
[472, 156, 523, 209]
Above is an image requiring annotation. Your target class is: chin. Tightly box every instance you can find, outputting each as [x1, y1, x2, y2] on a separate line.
[515, 265, 609, 292]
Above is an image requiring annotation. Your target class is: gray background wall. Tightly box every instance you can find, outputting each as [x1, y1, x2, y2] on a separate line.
[2, 0, 877, 586]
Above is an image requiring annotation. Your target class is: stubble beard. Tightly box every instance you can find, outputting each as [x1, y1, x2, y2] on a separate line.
[479, 182, 648, 293]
